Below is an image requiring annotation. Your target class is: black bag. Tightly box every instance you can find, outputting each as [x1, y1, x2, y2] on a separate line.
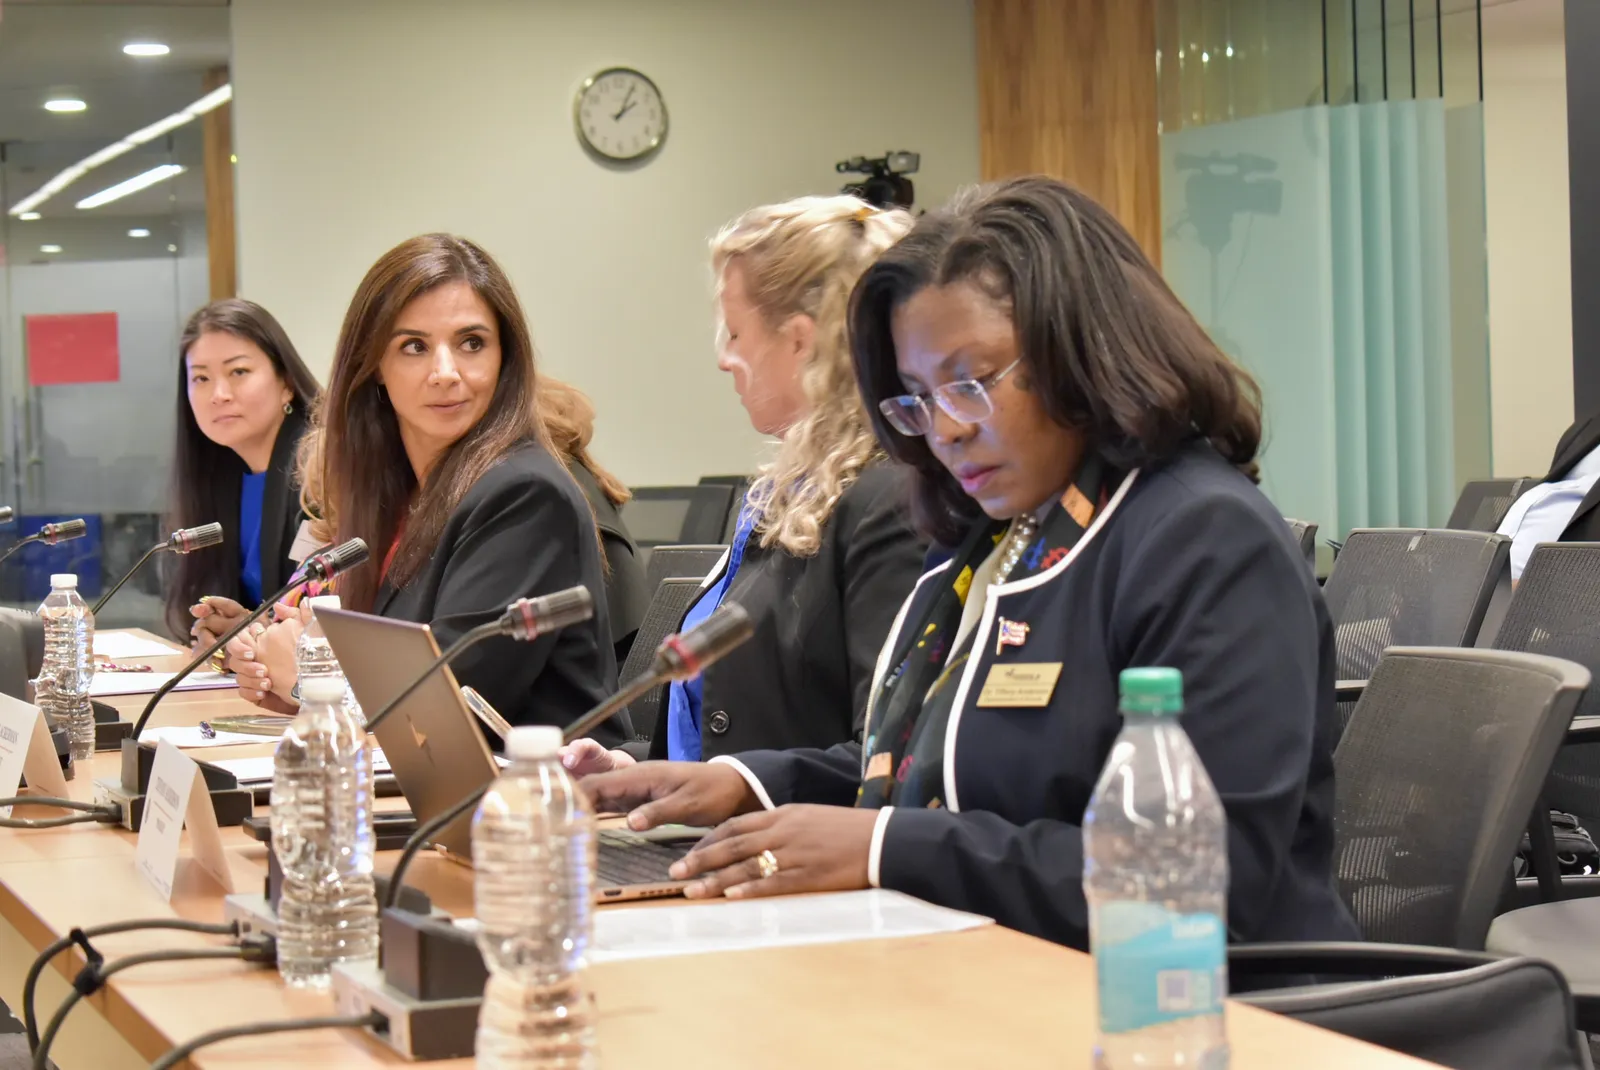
[1515, 811, 1600, 878]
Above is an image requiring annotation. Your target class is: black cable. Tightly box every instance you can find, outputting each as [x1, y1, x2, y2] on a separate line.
[0, 796, 107, 812]
[33, 945, 265, 1070]
[0, 810, 117, 830]
[148, 1012, 386, 1070]
[381, 785, 488, 911]
[23, 919, 239, 1049]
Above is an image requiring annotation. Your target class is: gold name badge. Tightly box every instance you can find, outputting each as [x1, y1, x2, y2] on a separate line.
[976, 662, 1063, 708]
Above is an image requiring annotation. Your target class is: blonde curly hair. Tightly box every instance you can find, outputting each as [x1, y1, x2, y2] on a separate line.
[711, 195, 912, 556]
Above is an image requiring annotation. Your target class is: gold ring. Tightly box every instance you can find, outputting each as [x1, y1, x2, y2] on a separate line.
[756, 849, 780, 880]
[208, 650, 228, 673]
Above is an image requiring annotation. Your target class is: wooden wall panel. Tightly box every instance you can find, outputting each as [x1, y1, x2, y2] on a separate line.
[202, 65, 237, 300]
[976, 0, 1161, 262]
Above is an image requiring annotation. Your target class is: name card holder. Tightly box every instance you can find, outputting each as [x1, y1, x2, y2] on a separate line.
[134, 742, 235, 900]
[0, 693, 71, 812]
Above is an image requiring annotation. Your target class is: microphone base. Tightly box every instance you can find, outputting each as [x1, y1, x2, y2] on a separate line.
[331, 957, 481, 1062]
[92, 775, 254, 832]
[93, 700, 132, 751]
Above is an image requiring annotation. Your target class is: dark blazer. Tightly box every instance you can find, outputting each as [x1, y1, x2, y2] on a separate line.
[372, 441, 626, 746]
[727, 444, 1360, 951]
[1545, 410, 1600, 543]
[213, 408, 309, 608]
[566, 461, 649, 663]
[647, 462, 926, 760]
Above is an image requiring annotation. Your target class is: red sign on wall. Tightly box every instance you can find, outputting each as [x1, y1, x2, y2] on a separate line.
[24, 312, 120, 386]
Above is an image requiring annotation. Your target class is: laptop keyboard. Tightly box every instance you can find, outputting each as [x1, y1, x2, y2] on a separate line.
[597, 828, 694, 887]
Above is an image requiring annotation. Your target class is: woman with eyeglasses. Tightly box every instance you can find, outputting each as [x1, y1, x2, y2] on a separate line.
[581, 177, 1359, 953]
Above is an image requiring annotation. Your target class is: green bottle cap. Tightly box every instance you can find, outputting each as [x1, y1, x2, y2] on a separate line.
[1119, 667, 1183, 715]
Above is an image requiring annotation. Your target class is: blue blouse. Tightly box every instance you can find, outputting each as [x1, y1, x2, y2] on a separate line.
[239, 470, 267, 606]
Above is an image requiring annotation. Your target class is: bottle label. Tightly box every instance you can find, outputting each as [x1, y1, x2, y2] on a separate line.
[1093, 901, 1227, 1035]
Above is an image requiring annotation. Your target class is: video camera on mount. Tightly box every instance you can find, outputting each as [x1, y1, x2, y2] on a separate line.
[837, 151, 919, 210]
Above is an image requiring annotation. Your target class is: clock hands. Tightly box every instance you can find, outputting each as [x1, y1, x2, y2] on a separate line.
[612, 85, 637, 121]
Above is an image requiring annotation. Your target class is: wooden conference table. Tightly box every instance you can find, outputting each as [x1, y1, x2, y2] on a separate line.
[0, 630, 1440, 1070]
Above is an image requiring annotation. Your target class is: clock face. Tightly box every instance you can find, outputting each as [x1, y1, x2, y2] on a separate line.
[575, 68, 667, 162]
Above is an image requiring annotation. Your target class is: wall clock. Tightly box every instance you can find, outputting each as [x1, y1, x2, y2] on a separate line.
[575, 67, 668, 162]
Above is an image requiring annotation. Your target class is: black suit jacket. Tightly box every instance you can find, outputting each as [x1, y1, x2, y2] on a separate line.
[372, 441, 625, 746]
[726, 444, 1360, 951]
[647, 463, 926, 760]
[1546, 411, 1600, 543]
[566, 461, 649, 663]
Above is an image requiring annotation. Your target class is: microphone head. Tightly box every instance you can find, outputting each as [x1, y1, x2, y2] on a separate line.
[41, 519, 87, 545]
[0, 507, 15, 526]
[303, 538, 369, 581]
[169, 522, 224, 554]
[504, 585, 594, 641]
[656, 602, 754, 682]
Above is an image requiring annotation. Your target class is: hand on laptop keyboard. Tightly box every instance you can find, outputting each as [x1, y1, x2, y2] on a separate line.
[582, 761, 761, 830]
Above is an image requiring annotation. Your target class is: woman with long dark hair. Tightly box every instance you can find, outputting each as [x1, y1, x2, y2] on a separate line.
[169, 299, 320, 644]
[581, 177, 1359, 952]
[228, 233, 623, 740]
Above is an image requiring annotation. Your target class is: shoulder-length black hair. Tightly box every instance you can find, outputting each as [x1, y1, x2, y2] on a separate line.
[849, 175, 1263, 546]
[165, 299, 320, 637]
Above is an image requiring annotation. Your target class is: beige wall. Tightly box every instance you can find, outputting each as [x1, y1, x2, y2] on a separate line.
[229, 0, 981, 485]
[1483, 0, 1572, 477]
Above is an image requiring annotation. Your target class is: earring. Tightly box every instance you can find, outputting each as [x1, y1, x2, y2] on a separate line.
[283, 400, 293, 415]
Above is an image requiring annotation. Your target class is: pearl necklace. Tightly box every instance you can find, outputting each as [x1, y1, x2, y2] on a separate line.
[994, 515, 1040, 584]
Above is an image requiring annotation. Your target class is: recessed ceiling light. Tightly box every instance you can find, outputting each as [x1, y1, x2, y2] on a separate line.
[167, 243, 178, 253]
[128, 228, 151, 238]
[40, 244, 62, 254]
[123, 42, 169, 57]
[17, 212, 40, 221]
[75, 164, 185, 210]
[44, 99, 86, 113]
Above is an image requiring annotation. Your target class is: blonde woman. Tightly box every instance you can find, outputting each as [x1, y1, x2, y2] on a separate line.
[565, 195, 926, 772]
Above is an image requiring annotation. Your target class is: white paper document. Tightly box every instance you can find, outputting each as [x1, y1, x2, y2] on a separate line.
[585, 889, 993, 964]
[207, 750, 392, 786]
[93, 633, 179, 660]
[139, 725, 266, 749]
[90, 671, 235, 697]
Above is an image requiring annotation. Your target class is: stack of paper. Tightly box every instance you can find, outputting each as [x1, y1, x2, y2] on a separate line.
[90, 671, 235, 698]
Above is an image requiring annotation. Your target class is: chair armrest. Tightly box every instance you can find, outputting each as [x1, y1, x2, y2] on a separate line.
[1229, 942, 1504, 980]
[1335, 679, 1367, 703]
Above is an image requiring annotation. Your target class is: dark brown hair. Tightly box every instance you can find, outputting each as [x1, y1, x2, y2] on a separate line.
[849, 176, 1263, 545]
[165, 299, 320, 637]
[316, 233, 549, 611]
[538, 377, 629, 508]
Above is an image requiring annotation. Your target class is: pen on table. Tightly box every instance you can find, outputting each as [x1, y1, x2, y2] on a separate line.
[97, 662, 152, 673]
[199, 721, 216, 740]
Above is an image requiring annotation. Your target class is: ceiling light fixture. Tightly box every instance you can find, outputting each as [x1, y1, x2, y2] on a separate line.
[8, 84, 230, 217]
[167, 244, 178, 253]
[44, 99, 87, 113]
[123, 42, 170, 57]
[17, 212, 40, 221]
[128, 227, 151, 238]
[40, 245, 63, 254]
[76, 164, 185, 210]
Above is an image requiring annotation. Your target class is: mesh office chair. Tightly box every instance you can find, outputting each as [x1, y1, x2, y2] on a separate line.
[1285, 518, 1318, 570]
[1447, 478, 1536, 533]
[1332, 647, 1587, 949]
[698, 476, 752, 541]
[644, 545, 726, 597]
[1322, 529, 1511, 735]
[618, 578, 704, 746]
[621, 485, 735, 550]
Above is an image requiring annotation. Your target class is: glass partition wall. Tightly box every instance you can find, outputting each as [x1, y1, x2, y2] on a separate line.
[1156, 0, 1491, 543]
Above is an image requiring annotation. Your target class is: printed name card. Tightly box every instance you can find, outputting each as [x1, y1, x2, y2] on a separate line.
[134, 742, 235, 899]
[0, 692, 70, 814]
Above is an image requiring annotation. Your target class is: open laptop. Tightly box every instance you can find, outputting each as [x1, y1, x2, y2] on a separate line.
[316, 606, 697, 902]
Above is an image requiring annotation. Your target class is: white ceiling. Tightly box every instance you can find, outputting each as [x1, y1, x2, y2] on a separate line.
[0, 0, 229, 261]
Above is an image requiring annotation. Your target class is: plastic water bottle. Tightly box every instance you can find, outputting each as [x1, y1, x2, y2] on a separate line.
[294, 594, 361, 718]
[34, 574, 95, 763]
[472, 724, 597, 1068]
[270, 674, 378, 988]
[1084, 668, 1230, 1070]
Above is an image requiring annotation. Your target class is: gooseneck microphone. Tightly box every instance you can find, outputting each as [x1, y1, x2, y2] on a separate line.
[379, 601, 756, 910]
[91, 523, 225, 615]
[128, 538, 370, 741]
[0, 519, 88, 567]
[363, 586, 596, 734]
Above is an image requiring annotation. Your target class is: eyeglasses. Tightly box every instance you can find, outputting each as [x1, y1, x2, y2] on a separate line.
[878, 358, 1022, 437]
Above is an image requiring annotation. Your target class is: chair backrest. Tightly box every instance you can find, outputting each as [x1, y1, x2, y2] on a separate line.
[1447, 478, 1536, 533]
[621, 485, 735, 549]
[644, 545, 726, 597]
[698, 476, 753, 541]
[0, 608, 43, 699]
[1285, 518, 1318, 570]
[619, 578, 705, 743]
[1239, 954, 1589, 1070]
[1334, 647, 1589, 949]
[1323, 529, 1510, 682]
[1490, 542, 1600, 835]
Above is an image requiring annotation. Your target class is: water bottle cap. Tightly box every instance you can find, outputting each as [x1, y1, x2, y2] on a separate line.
[1119, 667, 1183, 715]
[299, 677, 346, 704]
[50, 574, 76, 588]
[307, 595, 342, 611]
[504, 725, 562, 761]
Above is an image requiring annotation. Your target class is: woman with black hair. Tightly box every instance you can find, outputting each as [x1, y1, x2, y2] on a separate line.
[169, 299, 320, 645]
[581, 176, 1360, 952]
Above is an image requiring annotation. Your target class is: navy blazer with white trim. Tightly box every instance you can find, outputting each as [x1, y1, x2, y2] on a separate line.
[714, 442, 1360, 950]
